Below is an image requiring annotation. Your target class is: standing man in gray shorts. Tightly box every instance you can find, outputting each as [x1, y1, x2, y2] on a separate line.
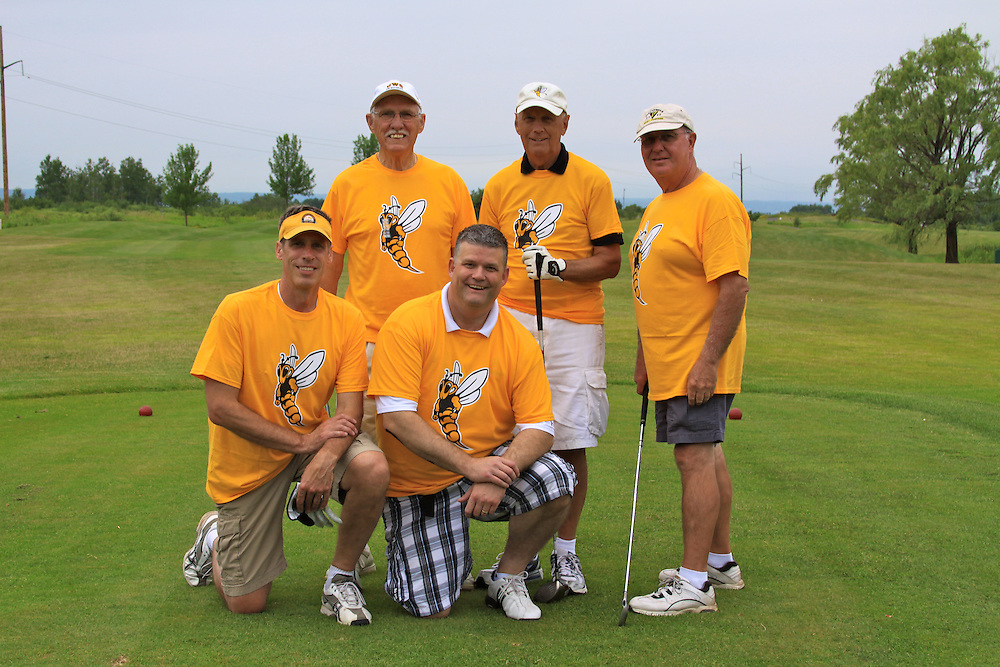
[182, 206, 390, 626]
[628, 104, 751, 617]
[369, 225, 575, 621]
[479, 82, 622, 597]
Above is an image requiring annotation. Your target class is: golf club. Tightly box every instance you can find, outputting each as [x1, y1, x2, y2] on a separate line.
[618, 384, 649, 626]
[533, 252, 545, 356]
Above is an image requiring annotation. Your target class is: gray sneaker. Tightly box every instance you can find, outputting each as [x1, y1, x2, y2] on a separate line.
[658, 561, 745, 590]
[182, 511, 218, 587]
[474, 552, 543, 589]
[321, 574, 372, 626]
[629, 572, 717, 616]
[485, 572, 541, 620]
[354, 543, 376, 578]
[551, 552, 588, 594]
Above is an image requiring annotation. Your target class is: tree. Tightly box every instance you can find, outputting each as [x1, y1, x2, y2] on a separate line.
[352, 133, 379, 165]
[470, 187, 484, 216]
[35, 155, 70, 203]
[69, 157, 118, 203]
[815, 26, 1000, 262]
[267, 133, 315, 208]
[119, 156, 160, 205]
[161, 143, 213, 226]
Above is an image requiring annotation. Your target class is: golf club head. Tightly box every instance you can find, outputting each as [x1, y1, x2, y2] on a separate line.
[618, 602, 630, 626]
[533, 579, 570, 604]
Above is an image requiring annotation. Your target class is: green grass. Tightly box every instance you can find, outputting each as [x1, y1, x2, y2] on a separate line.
[1, 209, 998, 665]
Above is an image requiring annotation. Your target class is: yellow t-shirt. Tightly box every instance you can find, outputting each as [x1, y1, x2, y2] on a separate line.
[369, 289, 553, 497]
[191, 281, 369, 504]
[321, 155, 477, 342]
[480, 153, 622, 324]
[630, 173, 751, 401]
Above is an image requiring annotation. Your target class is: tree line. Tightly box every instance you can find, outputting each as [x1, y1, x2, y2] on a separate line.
[16, 27, 1000, 264]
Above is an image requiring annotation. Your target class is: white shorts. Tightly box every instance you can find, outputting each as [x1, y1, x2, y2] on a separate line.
[507, 307, 609, 450]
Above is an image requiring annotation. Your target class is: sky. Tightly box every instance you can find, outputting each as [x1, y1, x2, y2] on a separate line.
[4, 0, 999, 206]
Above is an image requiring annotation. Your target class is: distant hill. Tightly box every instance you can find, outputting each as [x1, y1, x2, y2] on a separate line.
[13, 190, 812, 215]
[620, 197, 816, 215]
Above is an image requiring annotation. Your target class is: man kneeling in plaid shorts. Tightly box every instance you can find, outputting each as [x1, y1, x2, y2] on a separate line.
[369, 224, 574, 621]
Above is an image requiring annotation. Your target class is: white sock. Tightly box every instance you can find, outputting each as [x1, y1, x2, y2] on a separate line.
[554, 537, 576, 557]
[708, 552, 734, 569]
[205, 525, 218, 553]
[679, 567, 708, 590]
[325, 565, 354, 587]
[494, 571, 515, 581]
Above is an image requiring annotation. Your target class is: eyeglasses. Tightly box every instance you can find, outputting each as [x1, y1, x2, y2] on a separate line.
[371, 110, 422, 122]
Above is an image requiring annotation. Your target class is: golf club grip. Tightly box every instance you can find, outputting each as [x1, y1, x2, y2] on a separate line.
[533, 274, 544, 355]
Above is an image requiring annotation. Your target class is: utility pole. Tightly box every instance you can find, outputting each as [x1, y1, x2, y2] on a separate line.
[1, 26, 22, 216]
[733, 154, 749, 202]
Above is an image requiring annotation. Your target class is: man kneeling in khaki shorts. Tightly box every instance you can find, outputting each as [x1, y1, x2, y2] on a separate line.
[182, 206, 389, 626]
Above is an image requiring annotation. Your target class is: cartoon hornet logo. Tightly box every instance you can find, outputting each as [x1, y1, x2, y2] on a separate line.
[631, 221, 663, 305]
[379, 195, 427, 273]
[432, 361, 489, 451]
[274, 344, 326, 426]
[513, 199, 562, 250]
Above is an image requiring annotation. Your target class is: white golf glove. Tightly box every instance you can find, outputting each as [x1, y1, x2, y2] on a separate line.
[286, 482, 342, 527]
[522, 245, 566, 281]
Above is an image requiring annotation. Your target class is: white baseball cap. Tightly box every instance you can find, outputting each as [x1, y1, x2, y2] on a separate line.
[515, 82, 568, 115]
[635, 104, 695, 141]
[371, 80, 422, 108]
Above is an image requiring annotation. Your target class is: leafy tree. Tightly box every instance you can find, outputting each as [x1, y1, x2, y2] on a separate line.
[69, 157, 119, 203]
[267, 133, 315, 207]
[35, 155, 70, 203]
[815, 26, 1000, 262]
[119, 156, 160, 205]
[470, 187, 484, 216]
[161, 143, 213, 226]
[352, 133, 379, 165]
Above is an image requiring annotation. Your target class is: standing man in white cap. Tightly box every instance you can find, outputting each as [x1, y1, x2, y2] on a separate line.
[320, 80, 477, 440]
[478, 82, 622, 600]
[627, 104, 751, 617]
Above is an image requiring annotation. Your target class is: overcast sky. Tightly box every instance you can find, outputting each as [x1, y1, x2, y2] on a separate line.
[4, 1, 999, 205]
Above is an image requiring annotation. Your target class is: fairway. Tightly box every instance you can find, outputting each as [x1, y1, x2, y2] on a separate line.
[1, 210, 998, 665]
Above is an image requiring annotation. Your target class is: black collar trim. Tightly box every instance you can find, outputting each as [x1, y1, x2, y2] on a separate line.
[521, 144, 569, 175]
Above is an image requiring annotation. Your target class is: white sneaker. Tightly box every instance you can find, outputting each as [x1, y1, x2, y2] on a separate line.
[461, 568, 476, 591]
[485, 572, 541, 620]
[629, 572, 717, 616]
[551, 552, 588, 594]
[321, 574, 372, 626]
[355, 544, 376, 578]
[473, 552, 543, 589]
[182, 511, 217, 587]
[658, 561, 745, 590]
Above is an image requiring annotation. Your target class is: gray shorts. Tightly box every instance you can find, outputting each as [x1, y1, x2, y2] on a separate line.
[654, 394, 735, 445]
[214, 433, 381, 597]
[381, 445, 576, 617]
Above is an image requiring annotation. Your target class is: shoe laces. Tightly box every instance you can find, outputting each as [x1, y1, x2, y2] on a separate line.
[557, 553, 583, 578]
[654, 574, 684, 597]
[497, 572, 529, 599]
[328, 577, 364, 606]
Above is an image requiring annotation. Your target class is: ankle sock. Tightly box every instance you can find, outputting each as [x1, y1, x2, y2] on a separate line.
[325, 565, 354, 588]
[679, 567, 708, 589]
[554, 537, 576, 557]
[708, 552, 734, 569]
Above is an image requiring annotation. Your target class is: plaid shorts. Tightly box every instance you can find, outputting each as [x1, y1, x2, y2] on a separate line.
[382, 445, 575, 617]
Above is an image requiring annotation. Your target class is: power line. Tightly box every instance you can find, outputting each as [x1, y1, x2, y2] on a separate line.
[10, 97, 347, 164]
